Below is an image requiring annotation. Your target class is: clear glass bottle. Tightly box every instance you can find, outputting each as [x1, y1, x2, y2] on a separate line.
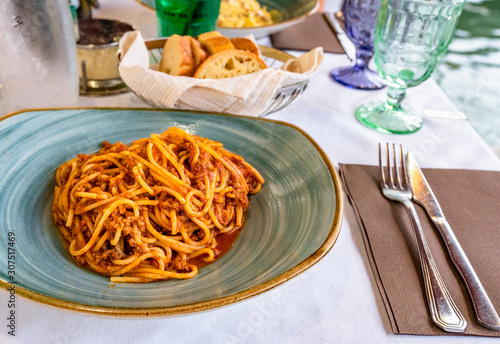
[0, 0, 79, 117]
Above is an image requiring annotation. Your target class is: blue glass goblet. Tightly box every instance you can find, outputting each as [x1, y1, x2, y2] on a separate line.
[331, 0, 385, 90]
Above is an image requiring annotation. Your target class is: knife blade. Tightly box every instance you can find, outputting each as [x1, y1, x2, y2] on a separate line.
[406, 151, 500, 331]
[323, 12, 356, 62]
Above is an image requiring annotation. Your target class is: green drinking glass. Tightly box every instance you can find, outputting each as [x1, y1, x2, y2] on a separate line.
[356, 0, 465, 134]
[155, 0, 221, 37]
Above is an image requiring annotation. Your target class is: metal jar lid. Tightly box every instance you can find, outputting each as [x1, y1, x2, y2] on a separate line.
[77, 18, 135, 48]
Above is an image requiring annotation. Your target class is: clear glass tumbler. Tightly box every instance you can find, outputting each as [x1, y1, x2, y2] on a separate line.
[331, 0, 385, 90]
[356, 0, 465, 134]
[0, 0, 79, 117]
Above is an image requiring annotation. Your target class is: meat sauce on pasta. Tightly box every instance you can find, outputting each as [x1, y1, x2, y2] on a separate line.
[52, 127, 264, 283]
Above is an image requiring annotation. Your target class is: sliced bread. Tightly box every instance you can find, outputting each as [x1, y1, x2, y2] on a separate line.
[193, 49, 267, 79]
[197, 31, 235, 54]
[229, 37, 260, 57]
[159, 34, 196, 77]
[197, 31, 221, 41]
[188, 36, 209, 69]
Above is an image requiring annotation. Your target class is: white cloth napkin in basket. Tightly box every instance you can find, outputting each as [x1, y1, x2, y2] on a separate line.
[118, 31, 323, 116]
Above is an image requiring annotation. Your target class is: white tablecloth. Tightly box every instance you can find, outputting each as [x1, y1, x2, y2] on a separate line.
[2, 1, 500, 343]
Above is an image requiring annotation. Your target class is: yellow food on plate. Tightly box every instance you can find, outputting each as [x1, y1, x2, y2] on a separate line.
[52, 127, 264, 283]
[218, 0, 277, 28]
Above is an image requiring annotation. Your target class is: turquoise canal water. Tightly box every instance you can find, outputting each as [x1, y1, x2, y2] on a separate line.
[434, 0, 500, 156]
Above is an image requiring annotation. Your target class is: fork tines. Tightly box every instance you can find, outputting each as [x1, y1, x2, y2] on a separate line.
[379, 143, 407, 191]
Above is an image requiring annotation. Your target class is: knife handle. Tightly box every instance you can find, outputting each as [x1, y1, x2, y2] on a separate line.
[433, 220, 500, 331]
[323, 12, 356, 62]
[403, 201, 467, 332]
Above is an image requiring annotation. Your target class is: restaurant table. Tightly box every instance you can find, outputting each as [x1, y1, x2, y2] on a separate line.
[2, 0, 500, 343]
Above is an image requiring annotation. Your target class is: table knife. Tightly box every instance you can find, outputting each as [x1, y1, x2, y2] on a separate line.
[406, 151, 500, 331]
[323, 12, 356, 62]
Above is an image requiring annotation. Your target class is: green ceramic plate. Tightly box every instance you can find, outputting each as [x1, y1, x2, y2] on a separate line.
[0, 108, 342, 317]
[138, 0, 319, 38]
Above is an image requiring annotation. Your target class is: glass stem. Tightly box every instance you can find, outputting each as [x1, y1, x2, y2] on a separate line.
[385, 86, 407, 111]
[355, 48, 373, 70]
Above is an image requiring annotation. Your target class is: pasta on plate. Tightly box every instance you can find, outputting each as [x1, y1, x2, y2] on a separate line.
[52, 127, 264, 283]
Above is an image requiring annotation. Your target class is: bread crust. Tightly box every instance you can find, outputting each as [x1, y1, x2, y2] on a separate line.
[197, 31, 222, 41]
[159, 34, 196, 77]
[198, 32, 235, 54]
[157, 32, 269, 80]
[188, 36, 209, 69]
[230, 37, 260, 57]
[193, 49, 267, 79]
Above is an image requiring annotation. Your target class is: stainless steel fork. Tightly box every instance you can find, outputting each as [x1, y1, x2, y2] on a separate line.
[379, 143, 467, 333]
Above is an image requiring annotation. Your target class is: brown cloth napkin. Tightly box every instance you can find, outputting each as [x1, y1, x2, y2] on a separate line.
[339, 164, 500, 337]
[270, 12, 346, 54]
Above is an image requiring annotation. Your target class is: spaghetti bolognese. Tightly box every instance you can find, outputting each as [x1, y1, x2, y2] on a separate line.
[51, 127, 264, 283]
